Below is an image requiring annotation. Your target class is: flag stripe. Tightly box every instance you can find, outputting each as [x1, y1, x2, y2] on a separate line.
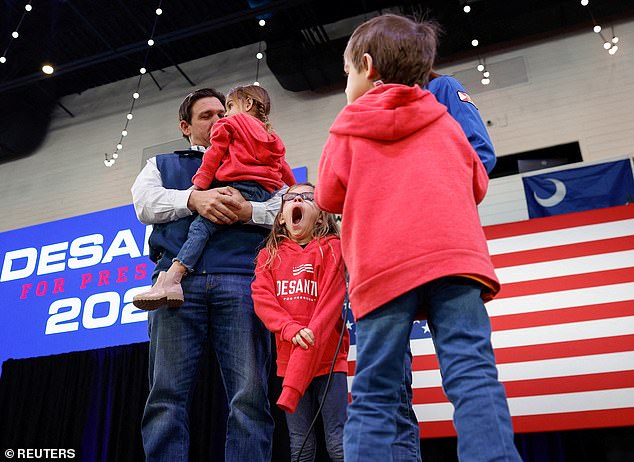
[405, 334, 634, 371]
[349, 350, 634, 393]
[502, 370, 634, 398]
[496, 267, 634, 299]
[493, 333, 634, 363]
[491, 316, 634, 349]
[494, 250, 634, 284]
[491, 235, 634, 268]
[412, 388, 634, 423]
[349, 333, 634, 375]
[411, 370, 634, 405]
[487, 218, 634, 254]
[486, 282, 634, 317]
[349, 314, 634, 362]
[419, 408, 634, 438]
[490, 300, 634, 330]
[509, 408, 634, 434]
[406, 351, 634, 389]
[484, 205, 634, 240]
[419, 420, 457, 438]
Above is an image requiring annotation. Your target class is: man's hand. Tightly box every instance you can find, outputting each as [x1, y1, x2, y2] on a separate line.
[225, 186, 254, 223]
[292, 328, 315, 350]
[188, 187, 243, 224]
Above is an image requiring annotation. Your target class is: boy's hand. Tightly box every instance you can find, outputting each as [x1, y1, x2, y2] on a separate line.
[292, 328, 315, 350]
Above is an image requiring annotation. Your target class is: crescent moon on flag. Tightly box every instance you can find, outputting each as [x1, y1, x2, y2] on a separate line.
[534, 178, 567, 207]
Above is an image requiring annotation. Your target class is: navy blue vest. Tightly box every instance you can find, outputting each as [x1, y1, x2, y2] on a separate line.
[148, 151, 268, 275]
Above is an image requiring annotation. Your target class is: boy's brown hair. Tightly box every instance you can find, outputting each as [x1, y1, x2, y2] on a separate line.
[344, 13, 440, 87]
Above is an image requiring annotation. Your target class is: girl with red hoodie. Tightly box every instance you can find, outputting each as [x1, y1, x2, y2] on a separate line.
[134, 85, 295, 310]
[252, 183, 349, 462]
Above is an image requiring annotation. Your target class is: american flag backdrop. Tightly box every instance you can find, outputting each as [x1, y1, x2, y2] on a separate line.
[346, 205, 634, 437]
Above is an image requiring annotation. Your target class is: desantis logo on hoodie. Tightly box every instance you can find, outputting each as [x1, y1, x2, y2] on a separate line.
[276, 263, 318, 302]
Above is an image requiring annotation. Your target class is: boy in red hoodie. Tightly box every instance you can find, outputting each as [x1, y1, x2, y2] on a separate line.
[315, 14, 522, 462]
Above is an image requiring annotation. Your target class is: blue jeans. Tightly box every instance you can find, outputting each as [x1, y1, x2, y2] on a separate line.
[285, 372, 348, 462]
[141, 273, 274, 462]
[394, 346, 422, 462]
[345, 277, 521, 462]
[176, 181, 272, 271]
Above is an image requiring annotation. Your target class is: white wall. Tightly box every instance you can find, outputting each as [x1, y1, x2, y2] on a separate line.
[1, 19, 632, 232]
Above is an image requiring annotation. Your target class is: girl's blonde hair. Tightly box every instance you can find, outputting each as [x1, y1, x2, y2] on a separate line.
[226, 84, 273, 133]
[262, 182, 340, 269]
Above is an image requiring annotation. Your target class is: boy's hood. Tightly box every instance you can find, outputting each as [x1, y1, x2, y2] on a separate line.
[329, 84, 447, 141]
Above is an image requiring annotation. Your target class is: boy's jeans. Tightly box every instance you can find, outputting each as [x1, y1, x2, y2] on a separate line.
[285, 372, 348, 462]
[345, 277, 522, 462]
[393, 346, 422, 462]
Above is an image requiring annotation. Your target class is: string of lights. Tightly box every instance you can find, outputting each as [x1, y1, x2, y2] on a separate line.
[253, 18, 267, 86]
[462, 1, 493, 86]
[104, 1, 164, 167]
[254, 41, 264, 86]
[0, 1, 34, 65]
[580, 0, 619, 55]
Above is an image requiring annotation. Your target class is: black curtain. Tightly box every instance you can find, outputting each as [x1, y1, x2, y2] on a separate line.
[1, 342, 633, 461]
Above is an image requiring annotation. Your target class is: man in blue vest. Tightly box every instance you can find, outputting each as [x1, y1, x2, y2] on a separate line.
[132, 88, 281, 462]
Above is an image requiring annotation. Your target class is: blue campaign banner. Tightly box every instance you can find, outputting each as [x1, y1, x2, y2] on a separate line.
[522, 159, 634, 218]
[292, 166, 307, 183]
[0, 174, 308, 371]
[0, 205, 153, 370]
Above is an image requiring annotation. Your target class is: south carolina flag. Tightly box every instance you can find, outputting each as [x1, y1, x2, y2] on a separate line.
[346, 205, 634, 437]
[522, 159, 634, 218]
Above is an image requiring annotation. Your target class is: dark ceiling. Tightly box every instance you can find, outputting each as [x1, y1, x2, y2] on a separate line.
[1, 0, 633, 160]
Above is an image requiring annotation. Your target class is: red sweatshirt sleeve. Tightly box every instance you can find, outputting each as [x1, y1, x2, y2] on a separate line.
[277, 240, 347, 413]
[315, 136, 349, 214]
[472, 150, 489, 204]
[191, 119, 233, 189]
[252, 250, 305, 342]
[280, 160, 297, 187]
